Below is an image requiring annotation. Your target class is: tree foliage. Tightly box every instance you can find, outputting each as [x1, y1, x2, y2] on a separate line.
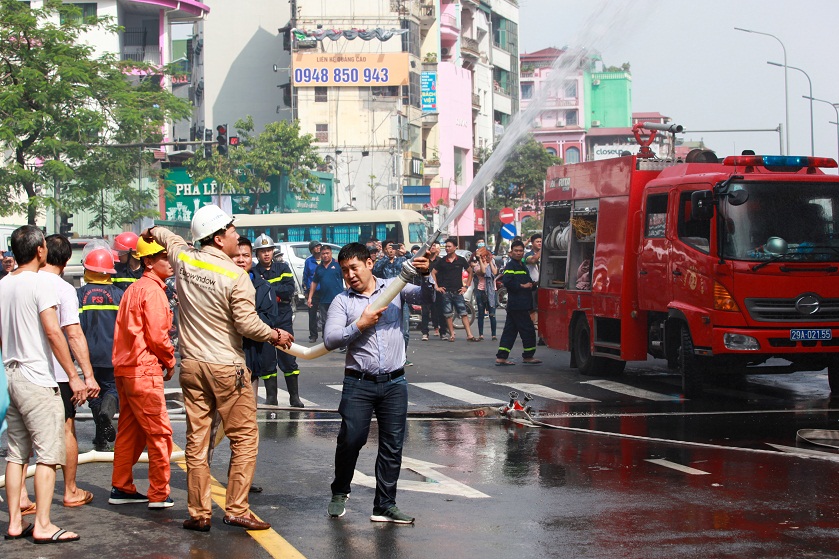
[0, 0, 192, 225]
[184, 116, 323, 213]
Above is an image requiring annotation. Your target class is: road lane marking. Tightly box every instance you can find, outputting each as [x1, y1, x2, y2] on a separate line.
[257, 386, 318, 407]
[580, 380, 681, 401]
[171, 444, 306, 559]
[766, 443, 839, 463]
[493, 382, 599, 403]
[327, 384, 416, 405]
[412, 382, 506, 405]
[645, 458, 711, 475]
[352, 456, 490, 498]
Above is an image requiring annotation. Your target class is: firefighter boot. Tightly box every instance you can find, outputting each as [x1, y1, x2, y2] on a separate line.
[285, 374, 304, 408]
[96, 393, 119, 443]
[263, 375, 279, 406]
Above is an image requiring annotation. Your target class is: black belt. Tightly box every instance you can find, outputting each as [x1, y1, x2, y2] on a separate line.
[345, 368, 404, 383]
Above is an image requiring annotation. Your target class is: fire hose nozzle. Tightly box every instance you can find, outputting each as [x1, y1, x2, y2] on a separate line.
[641, 121, 684, 134]
[399, 260, 419, 283]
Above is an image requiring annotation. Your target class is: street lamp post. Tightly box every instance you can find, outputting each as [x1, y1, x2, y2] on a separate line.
[736, 27, 789, 154]
[768, 61, 813, 156]
[803, 95, 839, 165]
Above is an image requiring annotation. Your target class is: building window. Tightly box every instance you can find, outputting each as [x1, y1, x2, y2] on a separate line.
[564, 80, 577, 98]
[401, 20, 420, 58]
[546, 147, 557, 157]
[372, 86, 399, 97]
[402, 72, 421, 109]
[521, 82, 533, 99]
[491, 14, 518, 53]
[315, 87, 327, 102]
[60, 3, 97, 24]
[566, 110, 578, 126]
[493, 68, 511, 95]
[315, 124, 328, 143]
[565, 146, 580, 164]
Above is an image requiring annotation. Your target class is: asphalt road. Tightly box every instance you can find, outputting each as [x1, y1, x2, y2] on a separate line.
[3, 309, 839, 558]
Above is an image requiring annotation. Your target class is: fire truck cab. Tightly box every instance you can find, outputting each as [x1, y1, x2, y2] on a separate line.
[538, 151, 839, 397]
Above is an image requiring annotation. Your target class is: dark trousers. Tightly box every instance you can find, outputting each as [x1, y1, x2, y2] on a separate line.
[308, 292, 320, 339]
[88, 366, 118, 416]
[496, 309, 537, 360]
[277, 304, 299, 374]
[420, 298, 448, 336]
[475, 289, 497, 338]
[331, 375, 408, 512]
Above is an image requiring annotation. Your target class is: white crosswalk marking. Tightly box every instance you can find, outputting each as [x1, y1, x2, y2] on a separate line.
[493, 382, 599, 403]
[580, 380, 681, 401]
[645, 458, 711, 475]
[412, 382, 506, 405]
[257, 386, 318, 408]
[327, 384, 416, 406]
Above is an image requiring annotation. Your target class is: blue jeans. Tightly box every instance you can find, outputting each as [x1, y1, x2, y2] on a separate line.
[475, 289, 496, 337]
[331, 375, 408, 512]
[442, 291, 468, 318]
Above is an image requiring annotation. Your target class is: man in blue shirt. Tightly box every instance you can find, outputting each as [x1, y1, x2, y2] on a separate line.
[303, 241, 321, 343]
[372, 240, 411, 365]
[323, 242, 431, 524]
[308, 245, 343, 339]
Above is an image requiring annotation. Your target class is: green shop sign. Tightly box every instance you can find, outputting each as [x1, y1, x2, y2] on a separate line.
[163, 167, 333, 221]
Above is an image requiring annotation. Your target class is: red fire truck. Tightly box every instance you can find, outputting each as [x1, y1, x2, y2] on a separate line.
[538, 128, 839, 397]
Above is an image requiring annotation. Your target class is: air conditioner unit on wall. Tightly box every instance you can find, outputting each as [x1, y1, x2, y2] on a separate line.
[592, 120, 601, 127]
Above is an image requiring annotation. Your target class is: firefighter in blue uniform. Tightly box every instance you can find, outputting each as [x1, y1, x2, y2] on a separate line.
[495, 240, 542, 366]
[77, 247, 124, 450]
[253, 234, 304, 407]
[112, 231, 143, 292]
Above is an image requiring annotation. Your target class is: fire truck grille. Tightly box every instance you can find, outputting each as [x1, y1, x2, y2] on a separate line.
[745, 297, 839, 322]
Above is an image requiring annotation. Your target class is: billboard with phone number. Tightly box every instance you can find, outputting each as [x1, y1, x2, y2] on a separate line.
[292, 53, 409, 87]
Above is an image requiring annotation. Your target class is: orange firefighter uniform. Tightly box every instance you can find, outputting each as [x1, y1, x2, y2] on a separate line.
[111, 270, 176, 503]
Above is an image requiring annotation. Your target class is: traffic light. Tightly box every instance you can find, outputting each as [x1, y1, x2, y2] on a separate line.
[216, 124, 228, 156]
[59, 213, 73, 236]
[229, 136, 240, 147]
[204, 128, 212, 158]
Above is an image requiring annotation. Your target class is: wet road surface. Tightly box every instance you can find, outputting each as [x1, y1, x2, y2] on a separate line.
[3, 309, 839, 558]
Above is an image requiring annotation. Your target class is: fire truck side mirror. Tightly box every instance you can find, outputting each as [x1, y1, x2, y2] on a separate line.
[690, 191, 715, 220]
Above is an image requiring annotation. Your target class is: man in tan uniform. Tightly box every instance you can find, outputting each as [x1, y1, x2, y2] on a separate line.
[142, 205, 292, 532]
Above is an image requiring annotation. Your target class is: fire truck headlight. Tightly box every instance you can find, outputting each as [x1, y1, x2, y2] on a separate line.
[723, 333, 760, 351]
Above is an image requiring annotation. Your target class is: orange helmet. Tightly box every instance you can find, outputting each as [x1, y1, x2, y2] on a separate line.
[113, 232, 139, 252]
[83, 248, 117, 274]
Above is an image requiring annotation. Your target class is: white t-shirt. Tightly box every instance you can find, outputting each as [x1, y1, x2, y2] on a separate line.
[41, 270, 81, 383]
[0, 270, 60, 387]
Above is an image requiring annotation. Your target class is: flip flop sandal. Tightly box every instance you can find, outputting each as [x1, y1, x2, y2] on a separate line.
[20, 503, 36, 516]
[63, 489, 94, 507]
[467, 337, 480, 342]
[4, 523, 34, 540]
[522, 359, 543, 365]
[495, 360, 516, 367]
[33, 528, 80, 544]
[448, 336, 456, 342]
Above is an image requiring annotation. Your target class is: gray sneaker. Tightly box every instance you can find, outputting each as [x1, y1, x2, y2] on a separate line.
[370, 505, 415, 524]
[328, 494, 349, 517]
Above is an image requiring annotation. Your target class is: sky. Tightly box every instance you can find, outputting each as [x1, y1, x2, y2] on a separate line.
[517, 0, 839, 162]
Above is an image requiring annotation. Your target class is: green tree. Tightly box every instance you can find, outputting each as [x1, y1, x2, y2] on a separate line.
[483, 135, 560, 243]
[184, 116, 323, 213]
[0, 0, 192, 225]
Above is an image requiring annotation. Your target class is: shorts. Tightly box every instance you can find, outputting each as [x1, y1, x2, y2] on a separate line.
[531, 291, 538, 310]
[58, 382, 77, 420]
[5, 364, 66, 466]
[442, 291, 469, 318]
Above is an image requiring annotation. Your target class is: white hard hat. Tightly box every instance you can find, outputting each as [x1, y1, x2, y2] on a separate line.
[191, 204, 233, 245]
[254, 234, 275, 250]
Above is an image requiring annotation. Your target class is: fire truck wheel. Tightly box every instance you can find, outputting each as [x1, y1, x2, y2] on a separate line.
[828, 364, 839, 394]
[678, 324, 704, 398]
[572, 317, 625, 376]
